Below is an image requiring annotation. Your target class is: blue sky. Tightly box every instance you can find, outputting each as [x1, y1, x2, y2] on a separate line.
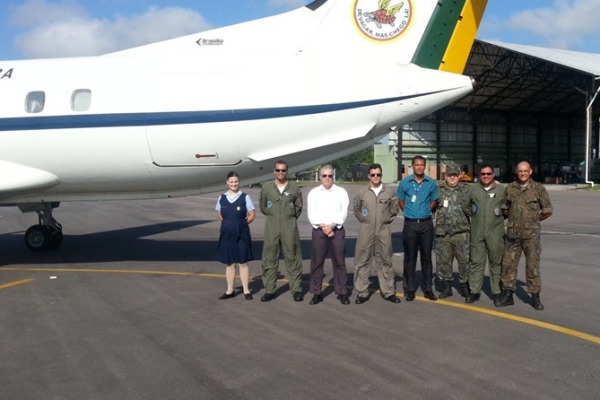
[1, 0, 600, 60]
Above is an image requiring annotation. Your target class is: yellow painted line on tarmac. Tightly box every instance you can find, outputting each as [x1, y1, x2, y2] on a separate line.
[411, 295, 600, 346]
[1, 267, 224, 279]
[0, 278, 34, 290]
[2, 267, 600, 346]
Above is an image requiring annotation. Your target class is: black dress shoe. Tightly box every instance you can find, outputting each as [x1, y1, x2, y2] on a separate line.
[384, 295, 401, 303]
[309, 294, 323, 305]
[292, 292, 304, 302]
[218, 291, 235, 300]
[355, 296, 368, 304]
[244, 293, 253, 300]
[337, 294, 350, 305]
[405, 291, 415, 301]
[465, 293, 480, 303]
[260, 293, 276, 302]
[423, 291, 437, 301]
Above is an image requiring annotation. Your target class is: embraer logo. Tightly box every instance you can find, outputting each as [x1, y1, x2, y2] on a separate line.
[196, 38, 224, 47]
[354, 0, 412, 41]
[0, 68, 14, 79]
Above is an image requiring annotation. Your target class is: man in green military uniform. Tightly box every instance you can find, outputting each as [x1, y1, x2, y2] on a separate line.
[353, 163, 401, 304]
[435, 164, 470, 299]
[259, 160, 304, 302]
[462, 164, 506, 304]
[496, 161, 553, 310]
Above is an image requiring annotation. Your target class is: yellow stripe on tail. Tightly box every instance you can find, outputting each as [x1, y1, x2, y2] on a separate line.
[440, 0, 489, 74]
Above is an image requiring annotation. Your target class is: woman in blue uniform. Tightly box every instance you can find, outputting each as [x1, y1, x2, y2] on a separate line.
[216, 171, 256, 300]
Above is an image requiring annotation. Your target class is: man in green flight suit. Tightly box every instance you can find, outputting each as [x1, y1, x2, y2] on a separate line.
[462, 164, 506, 304]
[435, 164, 470, 299]
[353, 163, 401, 304]
[259, 160, 304, 302]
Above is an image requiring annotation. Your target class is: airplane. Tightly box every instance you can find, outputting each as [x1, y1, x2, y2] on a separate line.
[0, 0, 488, 251]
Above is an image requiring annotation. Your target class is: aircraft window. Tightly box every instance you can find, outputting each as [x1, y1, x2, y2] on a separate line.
[25, 91, 45, 113]
[71, 89, 92, 111]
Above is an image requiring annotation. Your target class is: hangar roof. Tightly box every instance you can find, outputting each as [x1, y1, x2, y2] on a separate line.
[486, 41, 600, 77]
[454, 39, 600, 116]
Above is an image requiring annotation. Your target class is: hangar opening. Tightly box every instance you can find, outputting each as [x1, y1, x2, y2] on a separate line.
[377, 39, 600, 184]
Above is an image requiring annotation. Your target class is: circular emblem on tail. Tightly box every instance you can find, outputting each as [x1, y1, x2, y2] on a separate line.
[354, 0, 412, 41]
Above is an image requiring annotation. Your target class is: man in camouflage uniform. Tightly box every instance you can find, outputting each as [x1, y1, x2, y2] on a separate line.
[259, 160, 304, 302]
[353, 164, 401, 304]
[496, 161, 553, 310]
[462, 164, 506, 304]
[435, 164, 470, 299]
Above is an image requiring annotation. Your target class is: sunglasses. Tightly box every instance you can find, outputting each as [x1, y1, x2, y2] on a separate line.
[369, 173, 382, 177]
[480, 172, 493, 176]
[321, 174, 333, 178]
[274, 169, 287, 172]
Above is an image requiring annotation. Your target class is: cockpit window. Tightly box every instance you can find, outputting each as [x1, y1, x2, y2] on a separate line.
[71, 89, 92, 111]
[25, 91, 45, 113]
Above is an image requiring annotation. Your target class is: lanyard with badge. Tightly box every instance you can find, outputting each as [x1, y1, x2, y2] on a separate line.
[411, 180, 422, 203]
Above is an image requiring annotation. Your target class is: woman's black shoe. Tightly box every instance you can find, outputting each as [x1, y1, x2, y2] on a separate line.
[218, 291, 235, 300]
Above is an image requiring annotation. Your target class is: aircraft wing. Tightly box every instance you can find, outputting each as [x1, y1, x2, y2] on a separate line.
[0, 160, 59, 197]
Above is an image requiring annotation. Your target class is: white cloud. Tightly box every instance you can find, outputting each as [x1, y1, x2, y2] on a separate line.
[505, 0, 600, 50]
[11, 0, 211, 58]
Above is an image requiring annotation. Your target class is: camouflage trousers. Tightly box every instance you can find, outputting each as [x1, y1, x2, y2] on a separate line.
[435, 232, 469, 284]
[501, 236, 542, 294]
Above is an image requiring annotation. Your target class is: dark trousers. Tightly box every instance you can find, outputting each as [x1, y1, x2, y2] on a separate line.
[402, 220, 434, 293]
[310, 227, 347, 295]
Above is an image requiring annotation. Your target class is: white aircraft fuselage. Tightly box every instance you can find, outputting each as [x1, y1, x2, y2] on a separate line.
[0, 0, 488, 249]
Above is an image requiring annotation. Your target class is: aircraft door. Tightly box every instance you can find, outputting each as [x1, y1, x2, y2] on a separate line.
[146, 123, 241, 167]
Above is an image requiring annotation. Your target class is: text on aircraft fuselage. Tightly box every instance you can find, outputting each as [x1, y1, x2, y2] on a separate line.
[0, 68, 14, 79]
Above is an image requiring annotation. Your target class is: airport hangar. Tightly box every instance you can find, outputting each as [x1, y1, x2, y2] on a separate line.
[375, 39, 600, 183]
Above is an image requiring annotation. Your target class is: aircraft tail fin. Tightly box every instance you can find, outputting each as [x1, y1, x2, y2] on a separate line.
[110, 0, 488, 77]
[301, 0, 488, 75]
[411, 0, 489, 73]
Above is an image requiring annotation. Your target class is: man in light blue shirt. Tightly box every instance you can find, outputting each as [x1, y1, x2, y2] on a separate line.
[397, 156, 438, 301]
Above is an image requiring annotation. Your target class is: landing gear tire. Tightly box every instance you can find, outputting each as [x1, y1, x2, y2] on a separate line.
[24, 225, 62, 251]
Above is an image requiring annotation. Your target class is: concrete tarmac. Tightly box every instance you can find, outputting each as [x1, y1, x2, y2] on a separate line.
[1, 184, 599, 400]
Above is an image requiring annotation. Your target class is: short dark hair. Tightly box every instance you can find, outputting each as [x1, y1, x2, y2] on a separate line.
[274, 160, 288, 169]
[479, 163, 494, 172]
[226, 171, 240, 179]
[412, 155, 426, 165]
[368, 163, 382, 173]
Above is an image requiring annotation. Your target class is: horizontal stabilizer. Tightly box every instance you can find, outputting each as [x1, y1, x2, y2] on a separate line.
[0, 161, 59, 194]
[247, 122, 376, 163]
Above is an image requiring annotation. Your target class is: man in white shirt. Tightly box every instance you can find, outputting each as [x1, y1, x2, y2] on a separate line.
[307, 165, 350, 305]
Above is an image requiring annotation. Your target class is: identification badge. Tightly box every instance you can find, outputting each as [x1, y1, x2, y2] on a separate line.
[443, 199, 449, 208]
[411, 194, 417, 203]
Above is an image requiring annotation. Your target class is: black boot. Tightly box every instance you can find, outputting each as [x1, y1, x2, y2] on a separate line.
[494, 289, 514, 307]
[465, 292, 480, 303]
[531, 293, 544, 311]
[457, 283, 469, 298]
[438, 282, 453, 299]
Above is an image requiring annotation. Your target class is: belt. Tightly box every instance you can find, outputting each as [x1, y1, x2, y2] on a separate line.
[404, 217, 431, 222]
[313, 226, 344, 231]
